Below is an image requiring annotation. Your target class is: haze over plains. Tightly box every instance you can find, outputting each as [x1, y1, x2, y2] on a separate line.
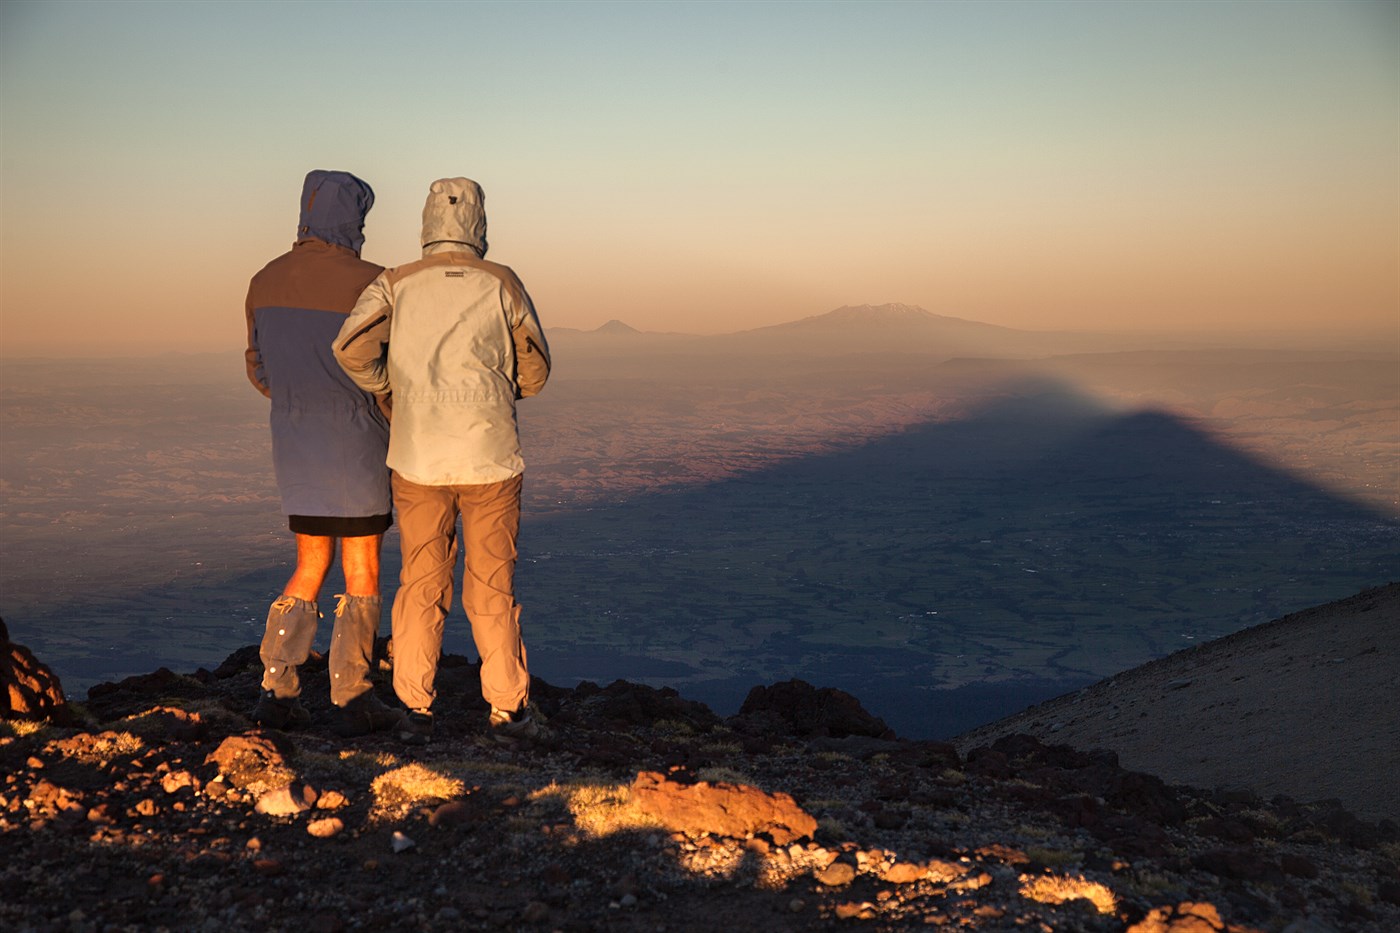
[1, 0, 1397, 357]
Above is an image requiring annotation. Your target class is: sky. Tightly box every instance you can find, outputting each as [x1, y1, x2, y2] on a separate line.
[1, 0, 1396, 357]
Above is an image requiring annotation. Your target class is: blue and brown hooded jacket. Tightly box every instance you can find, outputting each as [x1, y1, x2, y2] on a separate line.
[244, 170, 390, 519]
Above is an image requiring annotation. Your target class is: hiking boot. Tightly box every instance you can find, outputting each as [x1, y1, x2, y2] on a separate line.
[488, 705, 542, 745]
[252, 690, 311, 730]
[331, 691, 405, 738]
[398, 709, 433, 746]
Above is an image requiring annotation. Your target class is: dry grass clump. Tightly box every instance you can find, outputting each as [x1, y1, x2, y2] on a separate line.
[47, 730, 145, 765]
[344, 748, 402, 768]
[1, 719, 49, 739]
[653, 719, 698, 736]
[370, 763, 466, 811]
[699, 741, 743, 757]
[1018, 873, 1117, 914]
[1024, 846, 1082, 869]
[695, 766, 755, 785]
[1124, 869, 1186, 898]
[532, 782, 666, 839]
[294, 749, 389, 780]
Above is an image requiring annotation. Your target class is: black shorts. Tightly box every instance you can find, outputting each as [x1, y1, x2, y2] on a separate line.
[287, 513, 392, 537]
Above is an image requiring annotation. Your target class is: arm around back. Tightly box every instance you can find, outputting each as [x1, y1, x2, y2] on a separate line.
[334, 275, 394, 395]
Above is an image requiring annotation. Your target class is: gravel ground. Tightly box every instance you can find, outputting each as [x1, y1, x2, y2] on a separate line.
[2, 632, 1398, 932]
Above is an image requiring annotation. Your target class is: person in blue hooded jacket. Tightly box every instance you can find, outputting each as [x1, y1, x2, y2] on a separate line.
[243, 170, 402, 737]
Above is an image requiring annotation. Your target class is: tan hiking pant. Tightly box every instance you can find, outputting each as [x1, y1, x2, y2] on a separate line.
[390, 471, 529, 713]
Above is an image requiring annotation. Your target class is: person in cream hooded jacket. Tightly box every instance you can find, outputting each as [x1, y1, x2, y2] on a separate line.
[334, 177, 551, 744]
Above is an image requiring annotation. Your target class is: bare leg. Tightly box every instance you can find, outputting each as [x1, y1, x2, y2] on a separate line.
[284, 534, 335, 602]
[339, 534, 383, 596]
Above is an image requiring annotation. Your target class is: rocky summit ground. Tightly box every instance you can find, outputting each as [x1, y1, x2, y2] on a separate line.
[2, 634, 1399, 932]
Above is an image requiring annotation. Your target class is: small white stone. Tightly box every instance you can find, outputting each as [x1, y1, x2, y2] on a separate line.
[391, 830, 415, 853]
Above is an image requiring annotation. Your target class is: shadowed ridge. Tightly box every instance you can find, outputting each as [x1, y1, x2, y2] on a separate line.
[952, 583, 1400, 824]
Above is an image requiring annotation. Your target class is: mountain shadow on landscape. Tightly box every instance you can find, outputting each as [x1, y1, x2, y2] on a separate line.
[7, 373, 1395, 744]
[514, 380, 1399, 739]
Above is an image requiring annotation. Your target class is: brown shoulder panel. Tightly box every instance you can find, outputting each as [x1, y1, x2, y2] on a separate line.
[248, 241, 383, 315]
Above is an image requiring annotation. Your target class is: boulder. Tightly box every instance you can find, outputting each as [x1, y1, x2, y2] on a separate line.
[1123, 901, 1262, 933]
[733, 679, 893, 739]
[577, 680, 720, 730]
[1, 617, 72, 723]
[204, 733, 296, 790]
[630, 770, 818, 845]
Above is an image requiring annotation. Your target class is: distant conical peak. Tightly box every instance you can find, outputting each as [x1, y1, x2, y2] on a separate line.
[594, 319, 640, 335]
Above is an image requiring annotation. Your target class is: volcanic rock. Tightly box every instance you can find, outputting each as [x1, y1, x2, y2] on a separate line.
[630, 770, 818, 845]
[203, 733, 296, 790]
[733, 678, 893, 738]
[1124, 900, 1256, 933]
[575, 679, 720, 730]
[1, 617, 71, 723]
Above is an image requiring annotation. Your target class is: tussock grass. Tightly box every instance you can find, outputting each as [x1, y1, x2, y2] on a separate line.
[803, 798, 849, 810]
[1024, 846, 1082, 869]
[695, 767, 756, 785]
[370, 763, 466, 811]
[1239, 808, 1285, 833]
[1125, 869, 1184, 898]
[341, 749, 402, 769]
[1, 719, 48, 739]
[699, 741, 742, 757]
[653, 719, 698, 736]
[51, 730, 146, 765]
[1013, 823, 1053, 840]
[530, 782, 665, 839]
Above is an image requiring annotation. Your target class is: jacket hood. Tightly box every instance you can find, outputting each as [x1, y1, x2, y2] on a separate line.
[421, 177, 487, 255]
[297, 170, 374, 254]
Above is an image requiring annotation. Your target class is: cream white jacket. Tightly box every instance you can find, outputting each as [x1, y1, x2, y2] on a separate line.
[333, 178, 551, 486]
